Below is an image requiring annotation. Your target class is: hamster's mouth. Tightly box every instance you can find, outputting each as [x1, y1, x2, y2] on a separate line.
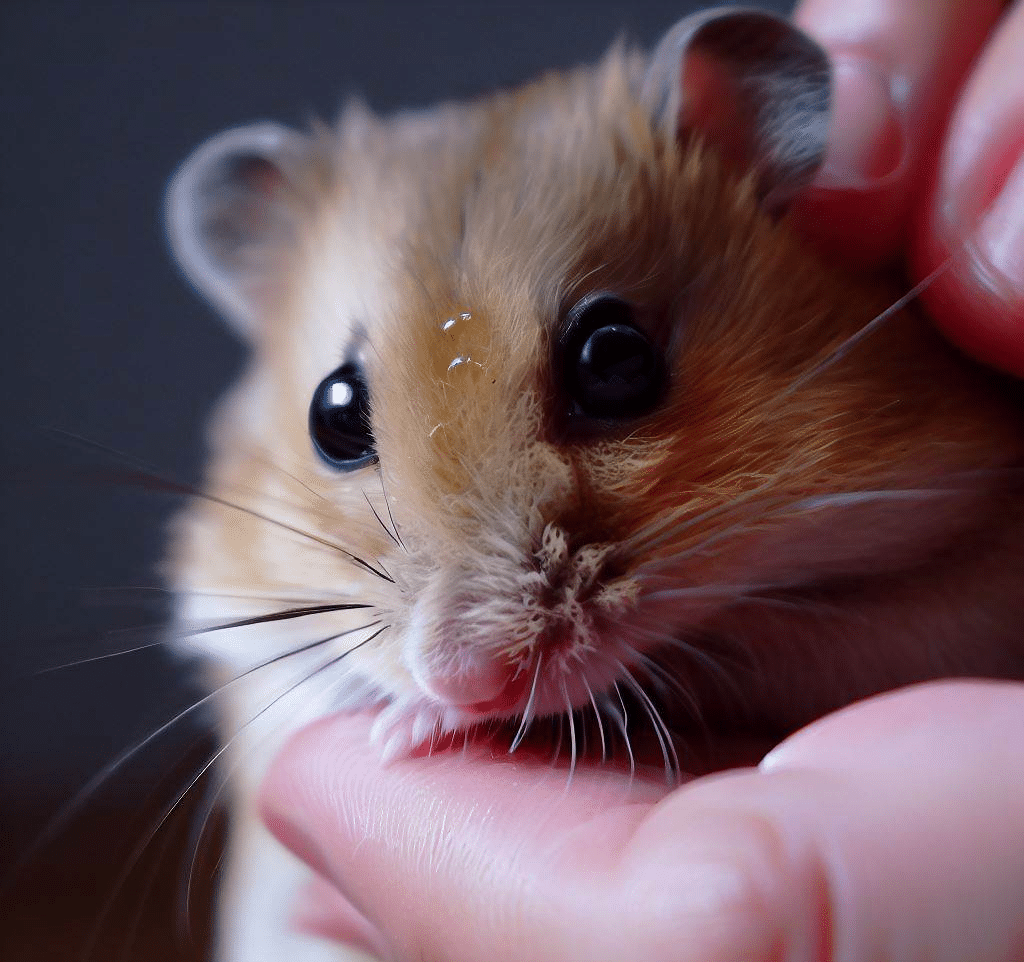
[456, 669, 533, 717]
[365, 680, 780, 779]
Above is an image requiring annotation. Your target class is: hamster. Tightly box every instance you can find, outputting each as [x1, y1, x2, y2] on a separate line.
[164, 7, 1024, 962]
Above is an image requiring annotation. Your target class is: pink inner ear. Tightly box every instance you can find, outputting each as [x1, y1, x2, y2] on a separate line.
[232, 154, 287, 198]
[678, 51, 754, 175]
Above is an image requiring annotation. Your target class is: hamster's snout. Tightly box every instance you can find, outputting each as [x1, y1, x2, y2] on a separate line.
[413, 649, 514, 711]
[402, 587, 525, 712]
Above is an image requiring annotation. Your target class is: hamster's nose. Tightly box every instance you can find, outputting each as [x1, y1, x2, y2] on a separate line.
[418, 654, 525, 714]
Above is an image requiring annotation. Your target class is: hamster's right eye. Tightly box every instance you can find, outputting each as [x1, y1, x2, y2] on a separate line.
[309, 363, 377, 470]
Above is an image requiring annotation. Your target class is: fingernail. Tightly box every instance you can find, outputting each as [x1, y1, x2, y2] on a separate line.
[973, 152, 1024, 303]
[818, 58, 906, 189]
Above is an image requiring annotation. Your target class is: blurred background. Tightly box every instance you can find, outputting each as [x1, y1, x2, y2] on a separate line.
[1, 1, 791, 958]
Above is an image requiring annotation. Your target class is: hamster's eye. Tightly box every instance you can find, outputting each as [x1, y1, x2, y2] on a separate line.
[561, 294, 665, 420]
[309, 363, 377, 469]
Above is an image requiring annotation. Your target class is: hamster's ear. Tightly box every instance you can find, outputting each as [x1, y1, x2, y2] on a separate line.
[642, 7, 831, 212]
[165, 123, 310, 340]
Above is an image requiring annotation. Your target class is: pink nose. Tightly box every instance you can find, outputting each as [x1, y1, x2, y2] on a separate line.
[421, 655, 522, 714]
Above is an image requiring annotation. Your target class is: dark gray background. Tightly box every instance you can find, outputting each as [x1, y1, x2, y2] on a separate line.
[0, 0, 791, 818]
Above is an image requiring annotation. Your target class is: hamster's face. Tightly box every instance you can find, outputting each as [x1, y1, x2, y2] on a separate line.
[168, 13, 1023, 757]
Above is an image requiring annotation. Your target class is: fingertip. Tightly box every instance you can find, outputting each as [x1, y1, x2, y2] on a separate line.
[790, 0, 1004, 268]
[762, 679, 1024, 773]
[914, 207, 1024, 379]
[913, 1, 1024, 378]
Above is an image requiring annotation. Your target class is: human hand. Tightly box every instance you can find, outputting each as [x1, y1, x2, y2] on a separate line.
[261, 681, 1024, 962]
[792, 0, 1024, 375]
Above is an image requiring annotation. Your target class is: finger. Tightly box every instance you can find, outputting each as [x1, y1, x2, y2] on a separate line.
[262, 682, 1024, 962]
[914, 2, 1024, 377]
[291, 873, 388, 960]
[609, 680, 1024, 962]
[262, 720, 675, 962]
[791, 0, 1004, 266]
[758, 680, 1024, 962]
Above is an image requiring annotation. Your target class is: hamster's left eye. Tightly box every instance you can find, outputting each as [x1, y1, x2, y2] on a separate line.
[309, 363, 377, 469]
[560, 293, 665, 420]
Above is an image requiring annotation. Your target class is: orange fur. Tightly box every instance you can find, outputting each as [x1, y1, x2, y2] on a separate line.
[165, 31, 1024, 962]
[172, 45, 1023, 738]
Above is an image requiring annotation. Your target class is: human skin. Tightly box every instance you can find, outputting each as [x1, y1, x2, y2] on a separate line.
[263, 684, 1024, 962]
[260, 2, 1024, 959]
[793, 0, 1024, 375]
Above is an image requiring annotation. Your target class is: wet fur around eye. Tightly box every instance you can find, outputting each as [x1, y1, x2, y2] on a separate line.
[157, 8, 1024, 962]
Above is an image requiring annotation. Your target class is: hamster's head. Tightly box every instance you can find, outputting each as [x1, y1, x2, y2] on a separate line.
[166, 9, 1023, 759]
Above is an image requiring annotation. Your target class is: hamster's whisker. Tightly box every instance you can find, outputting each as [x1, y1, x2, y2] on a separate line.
[32, 601, 372, 676]
[85, 584, 341, 609]
[618, 662, 678, 784]
[631, 649, 703, 723]
[626, 439, 974, 564]
[180, 619, 381, 939]
[635, 479, 980, 588]
[629, 625, 743, 709]
[782, 486, 969, 514]
[508, 652, 543, 754]
[43, 426, 160, 473]
[234, 453, 332, 518]
[562, 259, 612, 304]
[178, 602, 375, 638]
[576, 685, 589, 760]
[426, 712, 441, 758]
[30, 635, 171, 677]
[780, 257, 952, 400]
[194, 629, 396, 935]
[733, 592, 846, 618]
[639, 582, 767, 602]
[610, 684, 636, 780]
[376, 468, 408, 552]
[178, 762, 226, 945]
[47, 428, 376, 572]
[583, 676, 608, 763]
[560, 679, 577, 790]
[178, 588, 354, 605]
[5, 622, 380, 891]
[182, 482, 394, 583]
[255, 453, 331, 506]
[622, 480, 788, 557]
[551, 712, 564, 767]
[634, 507, 776, 572]
[81, 624, 387, 962]
[363, 489, 402, 549]
[103, 786, 182, 962]
[80, 771, 199, 961]
[90, 463, 394, 583]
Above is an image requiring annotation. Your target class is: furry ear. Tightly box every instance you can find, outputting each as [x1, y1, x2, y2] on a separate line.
[165, 123, 309, 339]
[642, 7, 832, 212]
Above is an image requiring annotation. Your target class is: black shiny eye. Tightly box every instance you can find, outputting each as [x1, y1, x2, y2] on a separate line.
[560, 294, 665, 420]
[309, 363, 377, 469]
